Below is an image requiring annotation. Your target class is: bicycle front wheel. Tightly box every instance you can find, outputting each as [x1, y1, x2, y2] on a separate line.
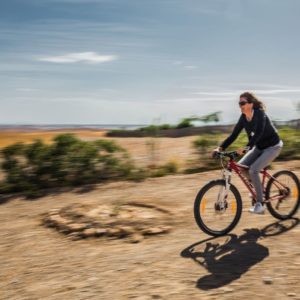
[194, 179, 242, 236]
[265, 170, 300, 220]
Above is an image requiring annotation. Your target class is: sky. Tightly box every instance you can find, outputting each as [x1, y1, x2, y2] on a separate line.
[1, 0, 300, 125]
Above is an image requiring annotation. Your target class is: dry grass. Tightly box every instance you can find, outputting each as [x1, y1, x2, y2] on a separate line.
[0, 129, 107, 148]
[0, 129, 201, 169]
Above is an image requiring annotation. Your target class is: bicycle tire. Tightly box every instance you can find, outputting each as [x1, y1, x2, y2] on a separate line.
[265, 170, 300, 220]
[194, 179, 243, 236]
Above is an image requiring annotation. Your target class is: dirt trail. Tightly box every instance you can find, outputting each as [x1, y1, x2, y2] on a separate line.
[1, 161, 300, 300]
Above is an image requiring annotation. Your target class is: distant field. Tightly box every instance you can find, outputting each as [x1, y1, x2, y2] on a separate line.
[0, 129, 220, 170]
[0, 129, 107, 148]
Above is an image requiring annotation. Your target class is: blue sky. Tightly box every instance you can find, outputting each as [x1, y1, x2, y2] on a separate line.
[1, 0, 300, 125]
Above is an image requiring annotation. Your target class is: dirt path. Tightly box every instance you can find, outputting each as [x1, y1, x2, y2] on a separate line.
[1, 161, 300, 300]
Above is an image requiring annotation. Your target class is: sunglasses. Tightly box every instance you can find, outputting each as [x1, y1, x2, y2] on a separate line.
[239, 101, 249, 106]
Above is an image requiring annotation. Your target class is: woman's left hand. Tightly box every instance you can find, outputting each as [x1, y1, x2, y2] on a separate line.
[236, 148, 245, 155]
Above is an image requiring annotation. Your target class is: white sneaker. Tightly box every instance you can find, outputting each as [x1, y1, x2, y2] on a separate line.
[249, 202, 265, 214]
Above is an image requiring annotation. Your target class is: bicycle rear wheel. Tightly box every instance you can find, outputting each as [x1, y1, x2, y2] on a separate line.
[194, 179, 242, 236]
[265, 170, 300, 220]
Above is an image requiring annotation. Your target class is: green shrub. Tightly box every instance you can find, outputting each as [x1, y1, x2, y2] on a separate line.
[277, 127, 300, 160]
[159, 124, 173, 130]
[0, 134, 134, 197]
[188, 127, 300, 174]
[162, 160, 179, 174]
[176, 118, 194, 129]
[149, 160, 179, 177]
[127, 167, 149, 182]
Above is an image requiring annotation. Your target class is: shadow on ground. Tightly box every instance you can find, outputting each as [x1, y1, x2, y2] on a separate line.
[181, 218, 300, 290]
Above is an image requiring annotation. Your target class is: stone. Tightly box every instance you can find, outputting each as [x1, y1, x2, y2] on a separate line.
[42, 202, 173, 243]
[95, 228, 107, 237]
[222, 287, 234, 293]
[129, 234, 144, 243]
[142, 227, 165, 235]
[262, 277, 273, 284]
[67, 223, 88, 232]
[106, 228, 122, 237]
[82, 228, 98, 238]
[68, 232, 82, 241]
[287, 293, 297, 297]
[44, 215, 72, 229]
[118, 226, 135, 236]
[49, 208, 60, 215]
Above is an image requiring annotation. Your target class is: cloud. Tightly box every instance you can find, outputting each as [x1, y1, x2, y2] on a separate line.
[32, 0, 115, 3]
[254, 89, 300, 95]
[16, 88, 38, 92]
[37, 52, 118, 64]
[184, 65, 197, 70]
[191, 91, 236, 96]
[172, 60, 183, 65]
[172, 61, 198, 69]
[191, 88, 300, 96]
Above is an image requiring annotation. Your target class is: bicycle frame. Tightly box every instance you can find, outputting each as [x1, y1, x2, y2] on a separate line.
[221, 157, 290, 204]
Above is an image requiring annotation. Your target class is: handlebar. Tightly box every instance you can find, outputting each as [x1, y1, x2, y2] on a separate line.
[212, 150, 241, 160]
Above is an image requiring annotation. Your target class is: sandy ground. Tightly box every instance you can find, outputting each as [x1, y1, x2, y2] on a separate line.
[1, 159, 300, 300]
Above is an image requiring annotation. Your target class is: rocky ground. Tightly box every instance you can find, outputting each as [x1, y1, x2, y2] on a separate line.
[1, 160, 300, 300]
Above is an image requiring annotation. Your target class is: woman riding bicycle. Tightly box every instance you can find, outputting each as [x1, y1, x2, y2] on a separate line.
[212, 92, 283, 214]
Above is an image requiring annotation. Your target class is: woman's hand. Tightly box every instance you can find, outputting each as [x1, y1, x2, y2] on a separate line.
[236, 147, 246, 156]
[211, 146, 223, 158]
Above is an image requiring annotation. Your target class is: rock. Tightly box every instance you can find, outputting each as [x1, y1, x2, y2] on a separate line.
[49, 208, 60, 215]
[42, 202, 173, 243]
[68, 232, 82, 241]
[221, 287, 234, 293]
[106, 228, 122, 237]
[50, 214, 71, 224]
[160, 225, 172, 233]
[116, 211, 133, 219]
[119, 226, 135, 236]
[129, 234, 144, 243]
[82, 228, 98, 238]
[67, 223, 88, 232]
[287, 293, 297, 297]
[142, 227, 165, 235]
[44, 214, 72, 230]
[262, 277, 273, 284]
[95, 228, 107, 237]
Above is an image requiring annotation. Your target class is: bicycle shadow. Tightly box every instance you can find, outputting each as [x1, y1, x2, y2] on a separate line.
[180, 218, 300, 290]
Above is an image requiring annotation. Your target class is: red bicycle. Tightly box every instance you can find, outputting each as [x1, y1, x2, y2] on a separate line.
[194, 150, 300, 236]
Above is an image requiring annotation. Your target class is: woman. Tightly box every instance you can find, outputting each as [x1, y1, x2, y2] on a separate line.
[212, 92, 283, 214]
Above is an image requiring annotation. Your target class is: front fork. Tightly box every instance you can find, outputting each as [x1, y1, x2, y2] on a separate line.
[216, 168, 232, 210]
[222, 168, 232, 198]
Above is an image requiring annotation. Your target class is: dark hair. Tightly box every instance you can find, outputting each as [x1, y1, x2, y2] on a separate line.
[240, 92, 266, 111]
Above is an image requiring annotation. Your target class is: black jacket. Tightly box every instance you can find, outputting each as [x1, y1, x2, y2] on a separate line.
[219, 108, 280, 150]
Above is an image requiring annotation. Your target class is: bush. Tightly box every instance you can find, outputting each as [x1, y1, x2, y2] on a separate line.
[187, 127, 300, 174]
[159, 124, 173, 130]
[276, 127, 300, 160]
[0, 134, 134, 197]
[176, 118, 194, 129]
[149, 160, 179, 177]
[188, 133, 246, 173]
[127, 167, 149, 182]
[162, 160, 179, 174]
